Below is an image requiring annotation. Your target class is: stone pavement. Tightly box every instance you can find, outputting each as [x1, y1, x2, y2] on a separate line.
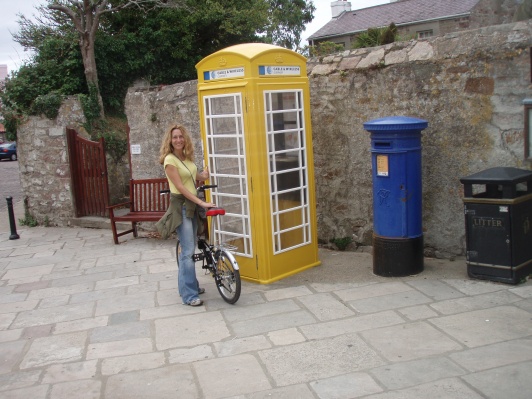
[1, 219, 532, 399]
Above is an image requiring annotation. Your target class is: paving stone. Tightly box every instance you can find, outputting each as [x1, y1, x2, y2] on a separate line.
[94, 291, 155, 316]
[86, 338, 153, 360]
[195, 354, 271, 399]
[90, 320, 150, 343]
[404, 280, 464, 300]
[231, 310, 316, 338]
[429, 306, 532, 347]
[13, 280, 49, 293]
[310, 372, 383, 399]
[297, 292, 355, 321]
[0, 370, 41, 391]
[0, 312, 16, 330]
[214, 335, 271, 357]
[104, 365, 198, 399]
[228, 383, 316, 398]
[0, 384, 49, 399]
[69, 287, 126, 304]
[168, 345, 215, 364]
[38, 295, 69, 309]
[310, 281, 377, 293]
[509, 285, 532, 298]
[299, 310, 404, 340]
[42, 360, 98, 383]
[21, 324, 52, 340]
[263, 285, 313, 301]
[370, 357, 466, 390]
[0, 299, 39, 314]
[95, 276, 139, 290]
[360, 321, 462, 362]
[54, 316, 108, 335]
[1, 265, 55, 281]
[140, 303, 204, 320]
[450, 338, 532, 372]
[363, 377, 483, 399]
[155, 311, 230, 350]
[0, 340, 28, 373]
[127, 281, 159, 294]
[101, 352, 165, 376]
[27, 283, 94, 301]
[461, 361, 532, 399]
[0, 292, 28, 304]
[49, 379, 101, 399]
[12, 302, 94, 328]
[429, 290, 522, 315]
[348, 290, 432, 313]
[221, 299, 300, 323]
[0, 328, 22, 342]
[267, 327, 306, 346]
[156, 289, 181, 306]
[398, 304, 439, 320]
[109, 310, 139, 325]
[96, 253, 141, 267]
[335, 282, 413, 302]
[20, 331, 87, 369]
[443, 279, 505, 295]
[259, 333, 386, 386]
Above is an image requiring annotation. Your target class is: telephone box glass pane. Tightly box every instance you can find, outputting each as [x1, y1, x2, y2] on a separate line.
[204, 93, 252, 257]
[264, 89, 311, 254]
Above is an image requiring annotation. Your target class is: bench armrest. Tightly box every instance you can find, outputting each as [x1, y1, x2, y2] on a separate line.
[107, 201, 131, 210]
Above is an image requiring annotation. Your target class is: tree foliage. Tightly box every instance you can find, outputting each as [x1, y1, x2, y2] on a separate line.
[1, 0, 314, 137]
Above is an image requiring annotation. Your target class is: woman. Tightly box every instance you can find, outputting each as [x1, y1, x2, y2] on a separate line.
[158, 124, 215, 306]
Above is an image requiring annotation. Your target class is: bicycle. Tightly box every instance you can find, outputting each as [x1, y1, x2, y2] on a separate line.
[161, 185, 241, 304]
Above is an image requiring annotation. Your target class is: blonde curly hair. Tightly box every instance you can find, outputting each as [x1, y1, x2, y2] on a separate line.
[158, 124, 195, 164]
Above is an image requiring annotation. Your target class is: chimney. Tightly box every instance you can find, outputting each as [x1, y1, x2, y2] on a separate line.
[331, 1, 351, 18]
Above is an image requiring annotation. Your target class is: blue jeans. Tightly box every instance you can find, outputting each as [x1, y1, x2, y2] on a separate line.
[177, 206, 200, 304]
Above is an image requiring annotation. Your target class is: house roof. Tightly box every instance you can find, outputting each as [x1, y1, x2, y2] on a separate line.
[308, 0, 481, 40]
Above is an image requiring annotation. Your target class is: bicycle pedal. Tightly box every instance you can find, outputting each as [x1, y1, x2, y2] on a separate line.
[192, 253, 205, 262]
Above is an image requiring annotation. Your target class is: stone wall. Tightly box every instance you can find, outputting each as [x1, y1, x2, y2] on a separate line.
[17, 97, 85, 225]
[125, 80, 201, 179]
[308, 20, 532, 256]
[125, 20, 532, 257]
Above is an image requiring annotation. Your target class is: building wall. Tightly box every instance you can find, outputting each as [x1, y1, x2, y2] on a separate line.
[318, 0, 521, 48]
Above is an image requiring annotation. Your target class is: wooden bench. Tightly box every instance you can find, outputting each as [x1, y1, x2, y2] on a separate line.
[108, 178, 170, 244]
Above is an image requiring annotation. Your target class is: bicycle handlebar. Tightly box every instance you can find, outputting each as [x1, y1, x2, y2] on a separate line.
[160, 184, 218, 195]
[198, 184, 218, 192]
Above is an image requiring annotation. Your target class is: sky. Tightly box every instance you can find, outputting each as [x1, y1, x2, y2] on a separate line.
[0, 0, 389, 77]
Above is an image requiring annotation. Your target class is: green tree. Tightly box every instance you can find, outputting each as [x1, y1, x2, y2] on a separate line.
[263, 0, 315, 50]
[14, 0, 189, 118]
[4, 0, 315, 120]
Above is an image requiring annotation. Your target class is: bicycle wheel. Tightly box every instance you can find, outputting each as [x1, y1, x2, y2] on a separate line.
[215, 250, 241, 304]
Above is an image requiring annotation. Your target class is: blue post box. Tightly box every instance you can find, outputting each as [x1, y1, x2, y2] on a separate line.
[363, 116, 428, 277]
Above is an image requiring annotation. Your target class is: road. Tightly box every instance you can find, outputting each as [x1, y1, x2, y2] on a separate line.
[0, 159, 22, 211]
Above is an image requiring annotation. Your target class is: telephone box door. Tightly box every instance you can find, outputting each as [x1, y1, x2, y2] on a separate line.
[200, 89, 258, 280]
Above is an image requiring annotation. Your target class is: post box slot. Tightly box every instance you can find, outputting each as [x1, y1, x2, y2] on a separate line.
[374, 142, 392, 148]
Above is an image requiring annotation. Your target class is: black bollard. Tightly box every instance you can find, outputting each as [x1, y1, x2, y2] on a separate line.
[6, 196, 20, 240]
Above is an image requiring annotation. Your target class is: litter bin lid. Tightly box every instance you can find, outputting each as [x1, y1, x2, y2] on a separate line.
[460, 167, 532, 184]
[363, 116, 428, 132]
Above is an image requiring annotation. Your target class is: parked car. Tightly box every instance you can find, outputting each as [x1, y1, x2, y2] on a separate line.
[0, 142, 17, 161]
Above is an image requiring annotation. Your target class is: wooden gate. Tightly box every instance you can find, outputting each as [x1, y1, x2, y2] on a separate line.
[67, 128, 110, 217]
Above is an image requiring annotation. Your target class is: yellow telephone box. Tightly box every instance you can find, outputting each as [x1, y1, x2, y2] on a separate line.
[196, 43, 320, 284]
